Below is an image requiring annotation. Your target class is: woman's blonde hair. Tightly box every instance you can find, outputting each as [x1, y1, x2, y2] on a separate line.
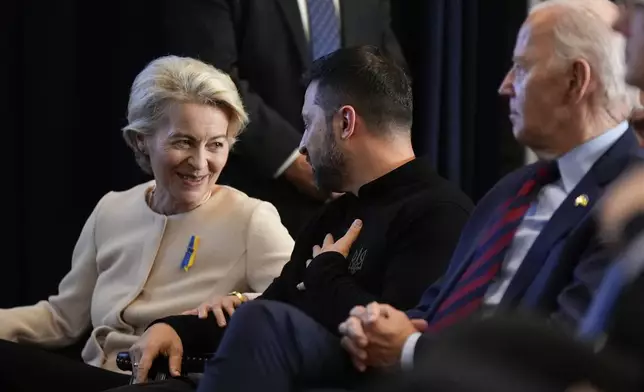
[122, 55, 249, 174]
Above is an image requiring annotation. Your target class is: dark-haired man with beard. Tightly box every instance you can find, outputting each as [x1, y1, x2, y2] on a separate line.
[109, 46, 474, 392]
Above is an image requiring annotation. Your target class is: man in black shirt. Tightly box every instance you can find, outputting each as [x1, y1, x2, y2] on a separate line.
[111, 46, 473, 391]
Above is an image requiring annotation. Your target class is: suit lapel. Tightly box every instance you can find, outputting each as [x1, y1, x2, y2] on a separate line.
[500, 130, 640, 306]
[499, 178, 602, 306]
[274, 0, 311, 68]
[425, 166, 540, 321]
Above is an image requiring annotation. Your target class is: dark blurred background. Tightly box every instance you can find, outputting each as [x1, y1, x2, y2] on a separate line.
[6, 0, 527, 308]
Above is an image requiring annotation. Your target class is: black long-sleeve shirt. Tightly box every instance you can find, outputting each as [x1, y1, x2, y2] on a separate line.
[157, 158, 473, 352]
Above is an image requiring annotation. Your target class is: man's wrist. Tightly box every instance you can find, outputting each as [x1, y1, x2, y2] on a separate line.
[303, 251, 349, 288]
[400, 332, 422, 371]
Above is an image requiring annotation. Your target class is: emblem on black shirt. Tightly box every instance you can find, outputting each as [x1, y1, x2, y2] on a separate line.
[348, 248, 368, 274]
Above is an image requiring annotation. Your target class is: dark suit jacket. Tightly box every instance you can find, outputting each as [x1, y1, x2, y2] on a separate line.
[530, 150, 644, 327]
[155, 0, 406, 235]
[406, 131, 641, 359]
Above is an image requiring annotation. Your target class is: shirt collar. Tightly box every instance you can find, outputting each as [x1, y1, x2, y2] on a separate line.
[557, 121, 629, 193]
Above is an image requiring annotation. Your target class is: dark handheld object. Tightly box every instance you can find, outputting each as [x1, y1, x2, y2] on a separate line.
[116, 351, 213, 384]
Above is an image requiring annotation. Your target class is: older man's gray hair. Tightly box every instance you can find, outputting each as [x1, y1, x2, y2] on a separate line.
[531, 0, 639, 114]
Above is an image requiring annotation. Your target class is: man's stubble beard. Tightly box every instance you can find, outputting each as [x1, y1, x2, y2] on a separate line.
[314, 123, 348, 193]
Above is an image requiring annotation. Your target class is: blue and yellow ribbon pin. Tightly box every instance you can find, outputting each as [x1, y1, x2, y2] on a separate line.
[180, 235, 200, 271]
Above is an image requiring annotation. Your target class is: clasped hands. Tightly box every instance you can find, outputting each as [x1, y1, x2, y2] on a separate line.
[338, 302, 428, 371]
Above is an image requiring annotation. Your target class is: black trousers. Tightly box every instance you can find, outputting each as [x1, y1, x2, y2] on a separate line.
[0, 339, 130, 391]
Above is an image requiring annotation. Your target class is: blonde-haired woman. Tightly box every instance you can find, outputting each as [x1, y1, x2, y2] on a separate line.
[0, 56, 294, 391]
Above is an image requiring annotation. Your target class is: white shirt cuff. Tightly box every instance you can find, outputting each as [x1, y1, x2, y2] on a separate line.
[400, 332, 422, 371]
[273, 149, 301, 178]
[241, 292, 261, 300]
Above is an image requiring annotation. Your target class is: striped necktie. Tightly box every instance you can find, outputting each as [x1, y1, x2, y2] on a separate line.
[307, 0, 341, 60]
[428, 161, 560, 332]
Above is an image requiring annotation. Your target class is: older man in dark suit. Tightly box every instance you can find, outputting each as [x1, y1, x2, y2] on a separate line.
[157, 0, 406, 236]
[369, 3, 644, 391]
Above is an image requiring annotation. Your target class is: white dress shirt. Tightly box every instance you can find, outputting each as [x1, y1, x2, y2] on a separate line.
[274, 0, 342, 178]
[400, 122, 630, 370]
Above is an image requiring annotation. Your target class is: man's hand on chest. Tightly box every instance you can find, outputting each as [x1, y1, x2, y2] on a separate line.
[296, 219, 363, 290]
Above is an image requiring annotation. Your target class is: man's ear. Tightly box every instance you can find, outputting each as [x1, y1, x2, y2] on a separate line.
[339, 106, 357, 140]
[568, 59, 592, 104]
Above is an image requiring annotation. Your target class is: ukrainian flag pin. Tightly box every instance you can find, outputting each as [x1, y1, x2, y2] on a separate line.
[180, 235, 200, 271]
[574, 194, 589, 207]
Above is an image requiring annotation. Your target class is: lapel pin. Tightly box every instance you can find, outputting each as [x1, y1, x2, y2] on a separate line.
[574, 194, 589, 207]
[180, 235, 200, 271]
